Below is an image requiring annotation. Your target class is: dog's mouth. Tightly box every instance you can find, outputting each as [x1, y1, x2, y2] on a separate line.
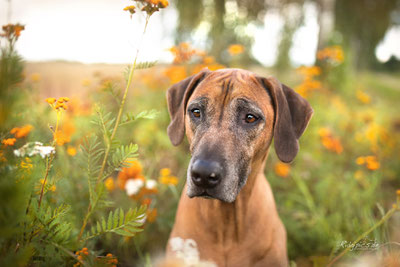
[189, 189, 215, 200]
[198, 191, 213, 199]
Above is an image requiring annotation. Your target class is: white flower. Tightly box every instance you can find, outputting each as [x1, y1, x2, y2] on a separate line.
[169, 237, 217, 267]
[36, 145, 55, 158]
[125, 179, 144, 196]
[14, 142, 55, 158]
[145, 179, 157, 190]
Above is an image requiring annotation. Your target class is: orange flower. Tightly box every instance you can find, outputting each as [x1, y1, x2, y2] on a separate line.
[228, 44, 245, 55]
[317, 45, 344, 63]
[164, 65, 187, 84]
[356, 155, 380, 171]
[1, 23, 25, 39]
[54, 130, 71, 146]
[67, 146, 77, 156]
[168, 42, 197, 64]
[274, 162, 290, 177]
[396, 189, 400, 197]
[104, 177, 115, 191]
[296, 66, 321, 77]
[365, 156, 380, 170]
[10, 125, 33, 138]
[2, 138, 16, 147]
[146, 208, 157, 223]
[141, 198, 152, 206]
[117, 160, 144, 190]
[319, 128, 343, 154]
[321, 136, 343, 154]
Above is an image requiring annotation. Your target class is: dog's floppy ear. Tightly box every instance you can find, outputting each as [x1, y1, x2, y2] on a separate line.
[166, 69, 210, 146]
[259, 77, 313, 163]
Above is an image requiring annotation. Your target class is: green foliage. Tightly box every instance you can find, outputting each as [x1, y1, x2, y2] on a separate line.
[84, 206, 146, 241]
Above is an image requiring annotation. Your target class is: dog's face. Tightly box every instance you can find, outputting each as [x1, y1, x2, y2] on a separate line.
[167, 68, 313, 203]
[184, 70, 275, 202]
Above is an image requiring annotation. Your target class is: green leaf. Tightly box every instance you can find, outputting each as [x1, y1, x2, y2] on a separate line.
[107, 211, 113, 230]
[97, 221, 101, 233]
[119, 208, 124, 226]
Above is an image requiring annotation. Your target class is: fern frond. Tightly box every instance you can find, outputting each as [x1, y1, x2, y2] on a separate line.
[135, 61, 157, 70]
[83, 206, 146, 241]
[102, 143, 138, 180]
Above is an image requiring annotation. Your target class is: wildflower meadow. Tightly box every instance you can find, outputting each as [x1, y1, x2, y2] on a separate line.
[1, 0, 400, 266]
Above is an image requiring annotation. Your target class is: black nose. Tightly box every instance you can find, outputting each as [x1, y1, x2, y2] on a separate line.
[191, 159, 222, 188]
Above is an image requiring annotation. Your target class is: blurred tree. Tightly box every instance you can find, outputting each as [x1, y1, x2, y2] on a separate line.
[174, 0, 267, 64]
[275, 2, 304, 72]
[316, 0, 335, 50]
[335, 0, 399, 69]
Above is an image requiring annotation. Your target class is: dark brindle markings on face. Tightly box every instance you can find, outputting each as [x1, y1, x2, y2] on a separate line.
[185, 70, 272, 203]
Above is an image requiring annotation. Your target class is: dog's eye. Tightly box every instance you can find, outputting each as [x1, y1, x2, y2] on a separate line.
[191, 108, 201, 118]
[245, 114, 258, 123]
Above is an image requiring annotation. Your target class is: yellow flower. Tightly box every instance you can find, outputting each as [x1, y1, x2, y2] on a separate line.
[105, 177, 115, 191]
[10, 125, 33, 138]
[0, 150, 6, 162]
[159, 168, 179, 185]
[296, 66, 321, 77]
[37, 178, 56, 193]
[203, 56, 215, 64]
[274, 162, 290, 177]
[30, 73, 41, 82]
[20, 157, 33, 170]
[55, 102, 67, 110]
[159, 175, 179, 185]
[123, 5, 136, 14]
[356, 156, 365, 165]
[318, 128, 331, 137]
[58, 97, 70, 103]
[228, 44, 244, 55]
[2, 138, 16, 146]
[160, 168, 171, 177]
[356, 90, 371, 104]
[46, 98, 57, 105]
[354, 170, 363, 180]
[81, 79, 91, 86]
[67, 146, 77, 156]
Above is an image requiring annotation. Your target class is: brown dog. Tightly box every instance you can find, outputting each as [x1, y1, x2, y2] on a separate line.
[165, 68, 313, 267]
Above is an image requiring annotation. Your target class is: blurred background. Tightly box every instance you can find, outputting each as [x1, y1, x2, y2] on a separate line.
[1, 0, 400, 266]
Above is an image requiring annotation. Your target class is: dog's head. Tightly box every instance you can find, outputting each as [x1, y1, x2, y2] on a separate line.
[166, 68, 313, 203]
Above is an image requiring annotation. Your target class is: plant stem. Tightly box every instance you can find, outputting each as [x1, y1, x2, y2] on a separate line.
[327, 205, 398, 267]
[77, 15, 151, 242]
[38, 110, 60, 208]
[96, 15, 150, 186]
